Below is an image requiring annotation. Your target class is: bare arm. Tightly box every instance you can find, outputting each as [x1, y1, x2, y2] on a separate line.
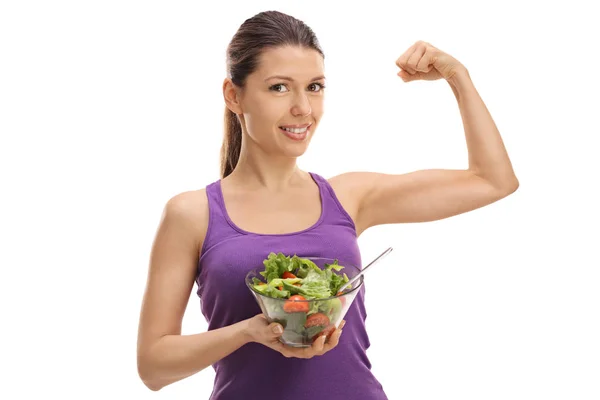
[136, 190, 346, 391]
[331, 66, 518, 234]
[139, 322, 251, 391]
[136, 190, 251, 391]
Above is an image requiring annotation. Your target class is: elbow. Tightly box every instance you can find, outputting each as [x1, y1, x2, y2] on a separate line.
[137, 355, 165, 391]
[470, 167, 519, 196]
[142, 379, 163, 392]
[494, 178, 519, 199]
[139, 370, 164, 392]
[506, 176, 520, 194]
[499, 176, 519, 195]
[481, 173, 519, 197]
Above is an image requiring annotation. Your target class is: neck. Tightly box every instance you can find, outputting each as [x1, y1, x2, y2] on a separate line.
[227, 138, 303, 190]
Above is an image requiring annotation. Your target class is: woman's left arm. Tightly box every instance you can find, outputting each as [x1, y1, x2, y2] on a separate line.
[332, 41, 519, 233]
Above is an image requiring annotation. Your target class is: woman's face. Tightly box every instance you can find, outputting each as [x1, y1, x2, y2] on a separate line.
[227, 45, 325, 158]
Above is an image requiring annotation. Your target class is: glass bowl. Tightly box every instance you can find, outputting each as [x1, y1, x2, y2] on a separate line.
[245, 257, 364, 348]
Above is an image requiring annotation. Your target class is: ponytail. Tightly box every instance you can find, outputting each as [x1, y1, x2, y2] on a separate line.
[221, 107, 242, 178]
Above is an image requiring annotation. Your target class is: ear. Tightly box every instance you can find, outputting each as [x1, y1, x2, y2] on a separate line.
[223, 78, 243, 114]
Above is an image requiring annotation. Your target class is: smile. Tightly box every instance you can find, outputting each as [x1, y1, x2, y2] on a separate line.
[279, 124, 311, 141]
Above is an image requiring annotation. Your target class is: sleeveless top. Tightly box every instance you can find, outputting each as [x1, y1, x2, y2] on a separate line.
[196, 172, 388, 400]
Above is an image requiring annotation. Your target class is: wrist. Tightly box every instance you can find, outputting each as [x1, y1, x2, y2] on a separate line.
[237, 318, 254, 344]
[446, 66, 472, 99]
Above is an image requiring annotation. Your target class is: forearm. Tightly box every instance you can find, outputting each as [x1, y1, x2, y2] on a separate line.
[447, 68, 519, 191]
[138, 319, 250, 391]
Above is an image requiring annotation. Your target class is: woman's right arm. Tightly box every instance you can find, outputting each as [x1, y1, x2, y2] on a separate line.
[136, 190, 345, 391]
[136, 190, 252, 391]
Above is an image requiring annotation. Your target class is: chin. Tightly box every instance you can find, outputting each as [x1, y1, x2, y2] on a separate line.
[275, 129, 314, 157]
[280, 142, 310, 158]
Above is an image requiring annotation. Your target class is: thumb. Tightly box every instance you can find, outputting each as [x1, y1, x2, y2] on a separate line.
[268, 322, 284, 337]
[397, 70, 419, 82]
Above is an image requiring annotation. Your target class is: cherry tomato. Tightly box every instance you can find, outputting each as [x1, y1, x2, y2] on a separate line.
[283, 295, 309, 313]
[305, 312, 330, 329]
[282, 271, 297, 279]
[312, 324, 336, 343]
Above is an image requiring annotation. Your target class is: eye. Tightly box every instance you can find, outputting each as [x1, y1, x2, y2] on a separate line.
[309, 82, 326, 92]
[269, 83, 289, 93]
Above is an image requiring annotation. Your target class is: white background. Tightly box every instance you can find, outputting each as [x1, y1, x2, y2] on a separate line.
[1, 1, 599, 399]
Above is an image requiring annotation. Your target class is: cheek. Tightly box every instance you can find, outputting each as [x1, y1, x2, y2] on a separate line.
[243, 101, 283, 140]
[311, 97, 324, 116]
[247, 96, 283, 125]
[252, 102, 286, 132]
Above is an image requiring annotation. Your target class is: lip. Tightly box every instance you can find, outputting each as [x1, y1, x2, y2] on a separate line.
[279, 123, 312, 129]
[279, 125, 310, 141]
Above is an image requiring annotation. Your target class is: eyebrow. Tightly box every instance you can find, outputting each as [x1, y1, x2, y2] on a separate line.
[264, 75, 326, 82]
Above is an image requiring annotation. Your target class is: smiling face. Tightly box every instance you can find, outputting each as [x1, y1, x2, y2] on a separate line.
[225, 45, 325, 158]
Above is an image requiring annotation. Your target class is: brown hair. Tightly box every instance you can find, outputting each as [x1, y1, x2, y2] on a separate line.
[221, 10, 325, 178]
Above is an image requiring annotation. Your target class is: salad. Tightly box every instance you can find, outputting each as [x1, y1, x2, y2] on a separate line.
[250, 252, 354, 344]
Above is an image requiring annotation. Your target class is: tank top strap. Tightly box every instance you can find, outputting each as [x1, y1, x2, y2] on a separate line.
[200, 180, 242, 257]
[309, 172, 357, 234]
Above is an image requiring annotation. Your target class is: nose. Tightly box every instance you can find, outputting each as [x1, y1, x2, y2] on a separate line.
[291, 93, 311, 117]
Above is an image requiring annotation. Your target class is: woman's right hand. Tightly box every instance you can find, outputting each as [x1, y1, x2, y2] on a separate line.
[243, 314, 344, 359]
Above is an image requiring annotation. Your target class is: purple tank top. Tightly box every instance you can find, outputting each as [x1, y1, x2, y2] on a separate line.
[196, 172, 388, 400]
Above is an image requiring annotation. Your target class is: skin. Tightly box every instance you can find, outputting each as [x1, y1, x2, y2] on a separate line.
[137, 42, 519, 391]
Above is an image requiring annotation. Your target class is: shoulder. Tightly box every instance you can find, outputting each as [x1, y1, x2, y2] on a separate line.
[160, 188, 210, 249]
[322, 172, 373, 225]
[326, 172, 378, 204]
[327, 171, 373, 193]
[165, 188, 208, 216]
[325, 172, 379, 235]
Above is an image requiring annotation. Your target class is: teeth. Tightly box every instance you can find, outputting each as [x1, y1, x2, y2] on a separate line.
[281, 126, 308, 134]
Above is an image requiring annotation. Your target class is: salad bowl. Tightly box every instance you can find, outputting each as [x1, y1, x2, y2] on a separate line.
[245, 253, 364, 348]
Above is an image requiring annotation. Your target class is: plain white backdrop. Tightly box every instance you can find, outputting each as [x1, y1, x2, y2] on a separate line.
[1, 0, 599, 399]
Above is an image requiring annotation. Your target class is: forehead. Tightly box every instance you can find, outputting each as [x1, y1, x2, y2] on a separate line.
[254, 46, 324, 81]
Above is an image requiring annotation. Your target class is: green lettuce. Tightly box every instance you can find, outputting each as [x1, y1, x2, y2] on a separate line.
[253, 252, 352, 300]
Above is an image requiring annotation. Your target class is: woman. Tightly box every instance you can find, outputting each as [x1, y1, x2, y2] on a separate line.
[136, 10, 519, 399]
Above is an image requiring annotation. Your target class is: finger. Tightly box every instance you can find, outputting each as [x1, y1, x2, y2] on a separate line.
[276, 341, 319, 359]
[398, 68, 429, 82]
[314, 335, 327, 354]
[272, 341, 294, 358]
[397, 70, 408, 81]
[298, 335, 324, 357]
[276, 341, 317, 359]
[288, 342, 321, 359]
[406, 45, 426, 73]
[416, 47, 436, 73]
[324, 329, 343, 352]
[396, 43, 418, 74]
[268, 322, 284, 338]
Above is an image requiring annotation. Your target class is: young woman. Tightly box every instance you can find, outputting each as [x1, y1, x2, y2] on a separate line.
[137, 10, 518, 399]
